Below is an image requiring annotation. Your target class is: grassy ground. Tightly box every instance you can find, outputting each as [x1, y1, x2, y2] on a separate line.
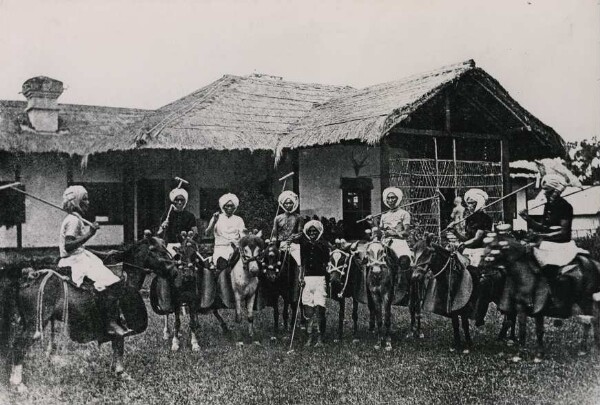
[1, 300, 600, 405]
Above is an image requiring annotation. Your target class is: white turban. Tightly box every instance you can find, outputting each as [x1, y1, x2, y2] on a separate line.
[541, 174, 567, 193]
[303, 220, 324, 240]
[464, 188, 488, 212]
[62, 185, 87, 212]
[169, 188, 188, 208]
[219, 193, 239, 212]
[382, 187, 403, 209]
[278, 191, 299, 213]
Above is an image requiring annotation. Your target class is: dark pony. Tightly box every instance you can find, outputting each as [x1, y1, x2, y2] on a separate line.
[5, 235, 170, 392]
[482, 232, 600, 361]
[364, 239, 397, 350]
[261, 240, 300, 338]
[327, 241, 374, 342]
[152, 232, 228, 352]
[422, 242, 478, 352]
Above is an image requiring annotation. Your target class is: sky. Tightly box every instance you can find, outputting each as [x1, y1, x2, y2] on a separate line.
[0, 0, 598, 142]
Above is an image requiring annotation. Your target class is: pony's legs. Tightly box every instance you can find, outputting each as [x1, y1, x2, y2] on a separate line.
[533, 315, 545, 362]
[247, 295, 259, 344]
[461, 315, 472, 353]
[9, 364, 26, 393]
[190, 311, 200, 352]
[335, 298, 345, 342]
[383, 294, 393, 351]
[352, 298, 359, 342]
[212, 309, 229, 334]
[497, 313, 516, 344]
[517, 312, 527, 347]
[451, 315, 462, 352]
[282, 300, 290, 331]
[111, 338, 132, 381]
[373, 296, 383, 349]
[368, 297, 376, 332]
[46, 318, 57, 357]
[162, 314, 170, 340]
[272, 297, 280, 337]
[171, 311, 181, 352]
[593, 301, 600, 350]
[234, 293, 243, 324]
[315, 306, 325, 347]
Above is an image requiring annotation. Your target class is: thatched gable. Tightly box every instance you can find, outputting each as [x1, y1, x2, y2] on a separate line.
[0, 100, 149, 155]
[127, 74, 354, 152]
[275, 60, 565, 161]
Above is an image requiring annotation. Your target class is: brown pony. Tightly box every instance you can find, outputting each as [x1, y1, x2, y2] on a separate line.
[154, 233, 228, 352]
[327, 241, 374, 342]
[5, 235, 170, 392]
[482, 232, 600, 361]
[261, 241, 301, 338]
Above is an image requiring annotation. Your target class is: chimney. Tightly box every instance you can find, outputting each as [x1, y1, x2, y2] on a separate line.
[22, 76, 64, 133]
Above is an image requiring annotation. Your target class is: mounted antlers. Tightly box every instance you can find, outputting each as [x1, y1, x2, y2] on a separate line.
[350, 151, 370, 176]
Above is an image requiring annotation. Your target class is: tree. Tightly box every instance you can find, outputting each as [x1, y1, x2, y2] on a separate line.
[565, 137, 600, 185]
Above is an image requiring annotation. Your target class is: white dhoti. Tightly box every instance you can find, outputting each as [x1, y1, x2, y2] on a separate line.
[302, 276, 327, 307]
[166, 243, 181, 257]
[280, 242, 301, 266]
[213, 244, 235, 263]
[534, 240, 588, 267]
[462, 248, 486, 268]
[58, 250, 120, 291]
[385, 238, 413, 262]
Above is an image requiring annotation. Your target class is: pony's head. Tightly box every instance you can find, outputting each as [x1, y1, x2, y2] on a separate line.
[411, 236, 434, 282]
[121, 231, 174, 289]
[365, 240, 391, 277]
[262, 240, 282, 282]
[238, 232, 266, 276]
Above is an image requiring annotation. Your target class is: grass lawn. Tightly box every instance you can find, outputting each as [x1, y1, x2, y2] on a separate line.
[2, 300, 600, 405]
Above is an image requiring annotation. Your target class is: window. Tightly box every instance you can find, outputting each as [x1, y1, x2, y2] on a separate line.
[0, 182, 25, 227]
[71, 182, 124, 225]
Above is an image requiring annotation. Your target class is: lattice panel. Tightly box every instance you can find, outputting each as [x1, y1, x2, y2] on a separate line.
[389, 158, 503, 235]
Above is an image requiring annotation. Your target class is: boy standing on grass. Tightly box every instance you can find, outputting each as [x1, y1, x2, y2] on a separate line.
[298, 220, 330, 348]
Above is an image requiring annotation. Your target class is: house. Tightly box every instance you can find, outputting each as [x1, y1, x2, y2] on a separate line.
[0, 60, 566, 261]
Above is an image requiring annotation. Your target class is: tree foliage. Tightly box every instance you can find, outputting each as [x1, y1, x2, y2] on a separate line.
[565, 137, 600, 185]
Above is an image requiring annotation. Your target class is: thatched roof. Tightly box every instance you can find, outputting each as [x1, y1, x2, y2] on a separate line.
[0, 100, 149, 155]
[123, 74, 353, 152]
[275, 60, 566, 161]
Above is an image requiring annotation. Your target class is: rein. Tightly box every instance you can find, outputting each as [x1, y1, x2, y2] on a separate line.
[33, 270, 70, 343]
[431, 254, 454, 279]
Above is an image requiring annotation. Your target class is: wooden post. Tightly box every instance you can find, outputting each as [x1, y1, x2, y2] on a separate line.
[15, 156, 22, 249]
[434, 137, 441, 239]
[380, 138, 390, 211]
[452, 138, 457, 191]
[500, 139, 511, 222]
[123, 152, 136, 243]
[291, 149, 300, 197]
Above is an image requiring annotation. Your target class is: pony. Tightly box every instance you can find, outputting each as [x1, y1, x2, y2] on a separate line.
[4, 234, 170, 393]
[364, 238, 397, 350]
[326, 240, 374, 342]
[230, 232, 266, 345]
[152, 232, 228, 352]
[482, 230, 600, 361]
[421, 238, 517, 353]
[261, 240, 300, 339]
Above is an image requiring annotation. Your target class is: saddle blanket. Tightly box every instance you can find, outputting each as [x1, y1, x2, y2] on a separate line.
[462, 248, 485, 268]
[534, 240, 588, 268]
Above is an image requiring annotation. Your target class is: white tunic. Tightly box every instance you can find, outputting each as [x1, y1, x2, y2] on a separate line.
[212, 214, 245, 262]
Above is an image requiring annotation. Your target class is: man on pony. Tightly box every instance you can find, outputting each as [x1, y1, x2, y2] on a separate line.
[299, 220, 330, 347]
[519, 174, 586, 309]
[376, 187, 413, 269]
[58, 185, 132, 337]
[452, 188, 493, 268]
[271, 190, 303, 267]
[157, 187, 198, 257]
[205, 193, 246, 269]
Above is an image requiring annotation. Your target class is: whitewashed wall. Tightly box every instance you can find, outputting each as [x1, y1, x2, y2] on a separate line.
[298, 144, 381, 219]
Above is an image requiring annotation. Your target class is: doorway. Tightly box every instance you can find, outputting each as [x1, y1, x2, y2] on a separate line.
[341, 178, 372, 240]
[136, 179, 167, 239]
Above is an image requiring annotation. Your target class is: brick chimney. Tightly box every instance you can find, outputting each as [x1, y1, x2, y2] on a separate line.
[22, 76, 64, 133]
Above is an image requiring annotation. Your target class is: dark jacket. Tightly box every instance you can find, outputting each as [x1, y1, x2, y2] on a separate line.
[299, 236, 330, 277]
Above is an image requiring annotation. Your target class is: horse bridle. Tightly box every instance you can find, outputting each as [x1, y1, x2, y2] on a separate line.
[327, 249, 354, 276]
[365, 241, 389, 269]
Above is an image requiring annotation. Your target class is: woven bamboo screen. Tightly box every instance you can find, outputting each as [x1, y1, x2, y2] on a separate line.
[389, 158, 503, 236]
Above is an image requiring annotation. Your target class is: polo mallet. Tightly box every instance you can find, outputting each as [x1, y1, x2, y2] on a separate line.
[7, 184, 97, 228]
[287, 269, 305, 355]
[0, 182, 21, 192]
[269, 172, 295, 241]
[160, 176, 190, 230]
[357, 189, 445, 224]
[442, 181, 536, 233]
[526, 184, 596, 212]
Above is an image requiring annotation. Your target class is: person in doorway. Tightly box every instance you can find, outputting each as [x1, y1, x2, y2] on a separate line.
[58, 185, 132, 337]
[157, 188, 198, 256]
[299, 220, 330, 347]
[205, 193, 246, 269]
[450, 196, 466, 235]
